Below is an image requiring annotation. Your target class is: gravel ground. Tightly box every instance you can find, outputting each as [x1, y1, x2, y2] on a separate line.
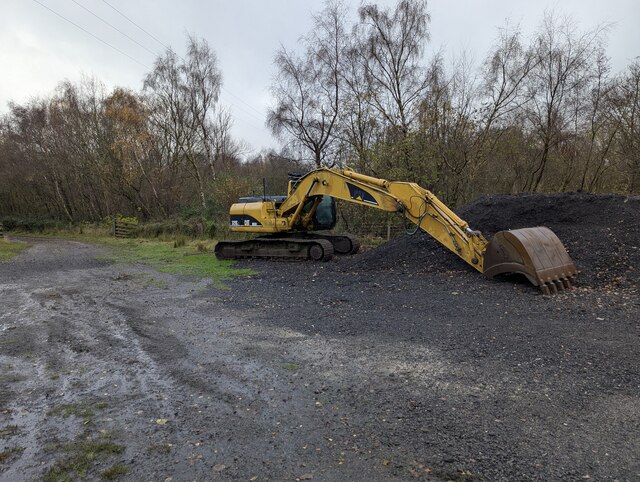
[1, 193, 639, 481]
[345, 193, 640, 290]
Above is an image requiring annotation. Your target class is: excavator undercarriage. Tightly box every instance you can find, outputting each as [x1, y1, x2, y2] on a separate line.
[215, 168, 577, 294]
[214, 232, 359, 261]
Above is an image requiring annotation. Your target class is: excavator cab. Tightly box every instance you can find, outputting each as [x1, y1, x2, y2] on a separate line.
[303, 195, 337, 230]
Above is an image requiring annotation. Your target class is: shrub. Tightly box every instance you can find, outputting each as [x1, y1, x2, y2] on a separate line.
[0, 216, 67, 233]
[173, 235, 187, 248]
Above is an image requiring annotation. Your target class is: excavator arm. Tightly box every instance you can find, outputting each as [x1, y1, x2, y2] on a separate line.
[279, 168, 488, 272]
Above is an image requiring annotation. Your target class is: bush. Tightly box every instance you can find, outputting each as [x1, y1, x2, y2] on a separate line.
[196, 241, 209, 252]
[208, 222, 217, 239]
[173, 235, 186, 248]
[131, 216, 219, 239]
[0, 214, 220, 241]
[0, 216, 68, 233]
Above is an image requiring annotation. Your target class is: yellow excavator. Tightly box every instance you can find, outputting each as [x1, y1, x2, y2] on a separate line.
[215, 168, 578, 294]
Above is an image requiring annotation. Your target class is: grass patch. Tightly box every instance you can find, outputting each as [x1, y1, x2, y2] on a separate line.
[102, 238, 254, 286]
[0, 238, 30, 261]
[101, 463, 128, 480]
[0, 446, 24, 463]
[0, 425, 20, 438]
[49, 403, 94, 420]
[0, 373, 27, 384]
[146, 443, 172, 454]
[48, 401, 108, 422]
[4, 231, 253, 286]
[140, 274, 168, 289]
[44, 436, 125, 482]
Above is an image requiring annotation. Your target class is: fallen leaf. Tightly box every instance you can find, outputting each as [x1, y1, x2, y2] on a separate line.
[156, 418, 169, 425]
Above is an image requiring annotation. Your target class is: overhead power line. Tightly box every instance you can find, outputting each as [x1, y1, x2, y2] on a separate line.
[100, 0, 267, 120]
[70, 0, 157, 57]
[100, 0, 169, 52]
[35, 0, 267, 133]
[32, 0, 149, 68]
[220, 88, 266, 118]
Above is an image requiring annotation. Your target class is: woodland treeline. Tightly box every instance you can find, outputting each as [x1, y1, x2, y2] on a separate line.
[1, 0, 639, 225]
[0, 37, 299, 223]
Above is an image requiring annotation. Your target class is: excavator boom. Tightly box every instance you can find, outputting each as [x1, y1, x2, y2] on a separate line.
[215, 168, 578, 294]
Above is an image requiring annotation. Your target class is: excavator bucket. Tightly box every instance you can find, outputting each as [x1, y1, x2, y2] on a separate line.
[483, 226, 578, 295]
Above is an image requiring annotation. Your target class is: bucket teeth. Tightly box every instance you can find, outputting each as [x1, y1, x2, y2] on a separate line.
[539, 276, 574, 295]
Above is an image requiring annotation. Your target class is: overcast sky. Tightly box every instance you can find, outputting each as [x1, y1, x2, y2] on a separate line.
[1, 0, 638, 155]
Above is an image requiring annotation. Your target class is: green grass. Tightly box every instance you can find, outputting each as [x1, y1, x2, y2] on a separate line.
[146, 442, 172, 454]
[0, 238, 30, 261]
[101, 238, 254, 286]
[101, 463, 128, 480]
[281, 362, 300, 371]
[44, 436, 125, 482]
[2, 230, 253, 286]
[48, 403, 95, 420]
[47, 401, 109, 429]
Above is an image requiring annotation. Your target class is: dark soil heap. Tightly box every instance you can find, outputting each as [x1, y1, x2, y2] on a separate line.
[341, 193, 640, 289]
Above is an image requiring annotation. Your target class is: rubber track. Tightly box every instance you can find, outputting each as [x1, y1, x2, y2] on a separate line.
[254, 232, 360, 255]
[215, 238, 334, 261]
[306, 233, 360, 255]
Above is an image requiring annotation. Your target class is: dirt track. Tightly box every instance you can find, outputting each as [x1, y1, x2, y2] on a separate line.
[1, 233, 639, 482]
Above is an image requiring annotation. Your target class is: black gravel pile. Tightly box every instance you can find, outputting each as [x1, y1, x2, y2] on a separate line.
[341, 193, 640, 289]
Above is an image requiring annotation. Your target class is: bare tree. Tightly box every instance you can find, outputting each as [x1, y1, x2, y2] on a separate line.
[104, 88, 168, 217]
[572, 49, 617, 191]
[211, 108, 247, 172]
[479, 24, 537, 146]
[335, 35, 381, 170]
[523, 13, 609, 191]
[609, 59, 640, 192]
[144, 36, 222, 209]
[355, 0, 431, 137]
[268, 1, 346, 167]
